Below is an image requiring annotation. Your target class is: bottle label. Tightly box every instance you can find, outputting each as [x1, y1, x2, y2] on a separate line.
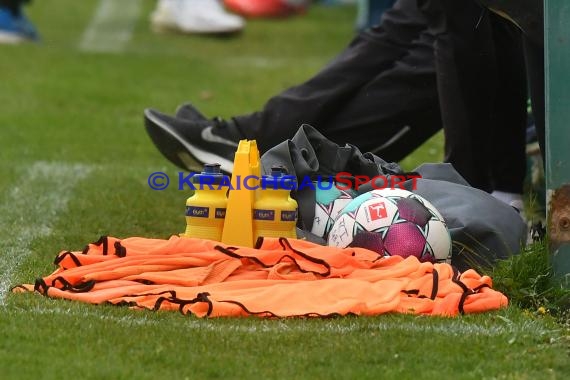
[253, 209, 275, 221]
[215, 208, 226, 219]
[186, 206, 209, 218]
[281, 210, 297, 222]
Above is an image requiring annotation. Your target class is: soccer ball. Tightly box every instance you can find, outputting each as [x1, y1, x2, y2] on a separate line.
[327, 189, 452, 263]
[311, 181, 357, 239]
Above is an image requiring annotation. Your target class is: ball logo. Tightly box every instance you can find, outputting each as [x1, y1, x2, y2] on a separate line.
[367, 202, 388, 221]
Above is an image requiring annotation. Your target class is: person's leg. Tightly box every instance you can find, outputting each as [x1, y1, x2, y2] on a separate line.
[232, 0, 430, 152]
[317, 31, 440, 160]
[524, 38, 545, 162]
[168, 27, 440, 165]
[476, 0, 543, 46]
[476, 0, 545, 160]
[418, 0, 498, 191]
[488, 14, 527, 198]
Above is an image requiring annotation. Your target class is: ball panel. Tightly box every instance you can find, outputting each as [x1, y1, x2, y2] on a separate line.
[327, 213, 356, 248]
[312, 183, 356, 239]
[312, 204, 332, 238]
[426, 219, 452, 262]
[338, 192, 373, 216]
[383, 222, 427, 259]
[349, 231, 385, 255]
[412, 195, 445, 221]
[395, 197, 432, 227]
[354, 198, 399, 231]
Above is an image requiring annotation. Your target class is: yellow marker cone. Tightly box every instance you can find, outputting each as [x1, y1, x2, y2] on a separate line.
[221, 140, 261, 247]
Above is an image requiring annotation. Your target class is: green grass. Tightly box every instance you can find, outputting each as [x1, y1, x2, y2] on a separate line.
[0, 303, 567, 380]
[0, 1, 568, 379]
[488, 240, 570, 315]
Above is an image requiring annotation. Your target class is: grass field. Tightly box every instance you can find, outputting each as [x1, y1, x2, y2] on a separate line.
[0, 1, 568, 379]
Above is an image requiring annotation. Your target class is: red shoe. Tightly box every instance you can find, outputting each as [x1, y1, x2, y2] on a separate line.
[224, 0, 307, 18]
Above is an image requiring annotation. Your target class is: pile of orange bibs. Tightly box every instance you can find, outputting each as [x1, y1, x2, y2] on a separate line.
[13, 236, 507, 317]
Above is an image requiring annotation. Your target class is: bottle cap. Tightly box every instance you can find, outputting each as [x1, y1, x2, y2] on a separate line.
[192, 163, 229, 186]
[261, 166, 296, 190]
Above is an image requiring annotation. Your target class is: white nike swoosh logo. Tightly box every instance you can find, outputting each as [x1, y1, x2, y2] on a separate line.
[201, 126, 239, 147]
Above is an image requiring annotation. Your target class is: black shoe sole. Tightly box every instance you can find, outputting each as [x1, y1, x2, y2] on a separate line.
[144, 109, 234, 174]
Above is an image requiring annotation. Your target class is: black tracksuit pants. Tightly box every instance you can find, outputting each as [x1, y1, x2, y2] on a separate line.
[477, 0, 544, 162]
[418, 0, 527, 193]
[234, 0, 440, 163]
[231, 0, 527, 193]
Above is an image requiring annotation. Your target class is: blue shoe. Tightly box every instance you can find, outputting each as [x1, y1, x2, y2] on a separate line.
[0, 7, 39, 44]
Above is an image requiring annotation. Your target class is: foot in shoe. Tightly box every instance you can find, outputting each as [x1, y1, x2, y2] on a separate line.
[144, 108, 240, 174]
[150, 0, 245, 35]
[0, 7, 39, 44]
[175, 103, 208, 121]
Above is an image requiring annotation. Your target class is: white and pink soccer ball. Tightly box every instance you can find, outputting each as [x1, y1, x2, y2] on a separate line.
[327, 189, 452, 263]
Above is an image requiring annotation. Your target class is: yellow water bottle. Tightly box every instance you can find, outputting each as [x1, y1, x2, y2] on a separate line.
[253, 166, 298, 241]
[183, 163, 229, 241]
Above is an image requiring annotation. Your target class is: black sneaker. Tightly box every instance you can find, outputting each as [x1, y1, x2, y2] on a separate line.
[175, 102, 207, 120]
[144, 108, 238, 174]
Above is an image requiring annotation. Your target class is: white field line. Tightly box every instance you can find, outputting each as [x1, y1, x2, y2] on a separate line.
[0, 162, 93, 305]
[79, 0, 142, 53]
[9, 306, 557, 338]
